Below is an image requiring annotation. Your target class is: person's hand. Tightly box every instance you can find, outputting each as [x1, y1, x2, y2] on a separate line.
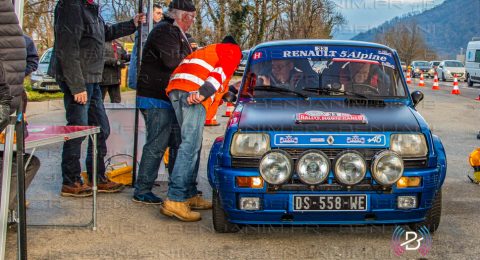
[133, 13, 146, 27]
[187, 92, 206, 105]
[257, 75, 270, 86]
[74, 91, 88, 105]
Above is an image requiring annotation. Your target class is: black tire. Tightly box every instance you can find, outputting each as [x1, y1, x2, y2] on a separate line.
[467, 75, 474, 87]
[409, 190, 442, 233]
[212, 190, 241, 233]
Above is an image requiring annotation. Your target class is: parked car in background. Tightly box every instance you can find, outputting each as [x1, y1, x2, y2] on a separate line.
[436, 60, 466, 82]
[30, 48, 60, 92]
[208, 39, 446, 234]
[401, 62, 407, 72]
[234, 50, 250, 76]
[466, 38, 480, 87]
[427, 61, 441, 78]
[410, 61, 430, 78]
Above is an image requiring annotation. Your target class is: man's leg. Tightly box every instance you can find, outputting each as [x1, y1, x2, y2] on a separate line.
[109, 84, 122, 103]
[134, 108, 174, 202]
[60, 82, 92, 196]
[100, 85, 108, 101]
[167, 90, 206, 202]
[160, 90, 205, 221]
[167, 119, 181, 175]
[85, 83, 123, 192]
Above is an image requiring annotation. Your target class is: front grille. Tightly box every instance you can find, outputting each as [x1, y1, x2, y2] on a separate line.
[231, 148, 428, 169]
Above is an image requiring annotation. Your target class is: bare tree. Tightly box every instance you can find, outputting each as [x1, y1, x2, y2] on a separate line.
[375, 21, 437, 64]
[23, 0, 56, 53]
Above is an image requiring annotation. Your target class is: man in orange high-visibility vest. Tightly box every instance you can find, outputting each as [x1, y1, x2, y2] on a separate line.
[161, 36, 241, 222]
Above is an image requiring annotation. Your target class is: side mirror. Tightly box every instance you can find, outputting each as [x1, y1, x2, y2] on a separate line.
[411, 90, 424, 107]
[222, 91, 237, 103]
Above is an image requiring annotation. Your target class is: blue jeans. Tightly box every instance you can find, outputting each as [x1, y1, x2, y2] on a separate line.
[60, 82, 110, 185]
[168, 90, 206, 201]
[134, 108, 181, 196]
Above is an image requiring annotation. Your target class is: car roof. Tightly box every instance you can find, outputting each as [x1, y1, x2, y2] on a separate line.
[251, 39, 395, 52]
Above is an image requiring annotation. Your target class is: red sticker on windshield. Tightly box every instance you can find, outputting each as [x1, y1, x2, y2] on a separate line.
[252, 52, 263, 60]
[296, 111, 367, 124]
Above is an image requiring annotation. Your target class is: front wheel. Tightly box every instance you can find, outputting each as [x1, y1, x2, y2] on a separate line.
[409, 190, 442, 233]
[212, 190, 241, 233]
[467, 75, 474, 87]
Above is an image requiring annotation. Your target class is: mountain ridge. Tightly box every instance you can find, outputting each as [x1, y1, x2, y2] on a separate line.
[352, 0, 480, 59]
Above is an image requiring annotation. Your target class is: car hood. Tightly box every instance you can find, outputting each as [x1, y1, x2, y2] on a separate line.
[445, 67, 465, 73]
[238, 99, 420, 132]
[36, 63, 49, 75]
[415, 66, 430, 70]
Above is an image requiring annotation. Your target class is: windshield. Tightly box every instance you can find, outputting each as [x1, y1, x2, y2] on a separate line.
[432, 61, 440, 66]
[444, 61, 464, 67]
[414, 61, 429, 66]
[40, 49, 52, 64]
[240, 45, 406, 99]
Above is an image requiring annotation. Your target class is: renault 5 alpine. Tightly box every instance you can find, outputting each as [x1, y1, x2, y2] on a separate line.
[208, 40, 446, 233]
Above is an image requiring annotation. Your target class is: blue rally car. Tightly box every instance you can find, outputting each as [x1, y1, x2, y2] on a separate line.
[208, 40, 446, 233]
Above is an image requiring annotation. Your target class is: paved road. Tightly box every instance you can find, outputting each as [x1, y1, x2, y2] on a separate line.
[5, 85, 480, 259]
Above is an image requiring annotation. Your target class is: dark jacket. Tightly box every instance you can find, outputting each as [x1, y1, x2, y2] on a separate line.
[23, 35, 39, 76]
[0, 62, 12, 131]
[127, 23, 153, 89]
[0, 0, 26, 115]
[50, 0, 136, 95]
[101, 41, 127, 86]
[137, 16, 192, 101]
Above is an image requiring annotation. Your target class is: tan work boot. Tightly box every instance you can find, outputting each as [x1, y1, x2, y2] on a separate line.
[160, 200, 201, 222]
[187, 194, 212, 210]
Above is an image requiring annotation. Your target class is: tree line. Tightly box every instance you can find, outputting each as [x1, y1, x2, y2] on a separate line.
[22, 0, 345, 53]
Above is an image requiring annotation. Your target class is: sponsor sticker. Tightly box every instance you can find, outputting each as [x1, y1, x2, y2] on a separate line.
[296, 110, 367, 124]
[279, 135, 298, 144]
[346, 135, 366, 144]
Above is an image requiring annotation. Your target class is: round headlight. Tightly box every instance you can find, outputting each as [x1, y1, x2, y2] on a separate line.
[296, 150, 330, 185]
[371, 151, 404, 185]
[259, 150, 293, 185]
[334, 151, 367, 185]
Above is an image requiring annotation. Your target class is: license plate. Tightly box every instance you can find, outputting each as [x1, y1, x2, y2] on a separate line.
[293, 195, 367, 211]
[46, 84, 59, 90]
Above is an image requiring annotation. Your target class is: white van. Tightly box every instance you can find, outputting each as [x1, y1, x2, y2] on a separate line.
[466, 37, 480, 87]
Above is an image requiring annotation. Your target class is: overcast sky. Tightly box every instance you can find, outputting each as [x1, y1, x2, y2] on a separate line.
[332, 0, 446, 39]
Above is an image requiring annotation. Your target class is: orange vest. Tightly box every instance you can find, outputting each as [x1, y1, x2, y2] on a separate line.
[166, 43, 241, 110]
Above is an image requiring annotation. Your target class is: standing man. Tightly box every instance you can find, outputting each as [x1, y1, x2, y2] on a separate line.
[100, 40, 128, 103]
[0, 0, 41, 217]
[133, 0, 196, 204]
[23, 34, 39, 115]
[51, 0, 145, 197]
[23, 34, 39, 77]
[127, 2, 163, 89]
[161, 36, 242, 222]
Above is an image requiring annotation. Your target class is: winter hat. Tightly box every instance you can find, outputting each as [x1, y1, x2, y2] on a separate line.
[168, 0, 196, 12]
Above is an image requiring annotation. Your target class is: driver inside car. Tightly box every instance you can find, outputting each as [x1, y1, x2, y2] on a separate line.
[340, 61, 390, 95]
[257, 59, 305, 90]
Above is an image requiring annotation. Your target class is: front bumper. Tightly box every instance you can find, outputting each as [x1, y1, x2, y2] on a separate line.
[444, 73, 466, 81]
[214, 167, 440, 225]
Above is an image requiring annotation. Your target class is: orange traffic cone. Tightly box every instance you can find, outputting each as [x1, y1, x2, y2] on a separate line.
[222, 102, 234, 117]
[451, 74, 460, 95]
[418, 73, 425, 87]
[205, 115, 220, 126]
[406, 69, 412, 84]
[432, 72, 440, 90]
[475, 94, 480, 101]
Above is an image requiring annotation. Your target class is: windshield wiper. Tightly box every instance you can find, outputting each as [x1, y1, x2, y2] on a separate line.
[303, 87, 368, 99]
[255, 85, 309, 100]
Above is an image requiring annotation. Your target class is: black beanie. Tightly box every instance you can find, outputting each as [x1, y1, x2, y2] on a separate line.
[221, 35, 238, 45]
[168, 0, 196, 12]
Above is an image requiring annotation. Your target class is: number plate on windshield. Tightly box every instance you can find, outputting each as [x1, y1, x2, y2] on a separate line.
[293, 195, 367, 211]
